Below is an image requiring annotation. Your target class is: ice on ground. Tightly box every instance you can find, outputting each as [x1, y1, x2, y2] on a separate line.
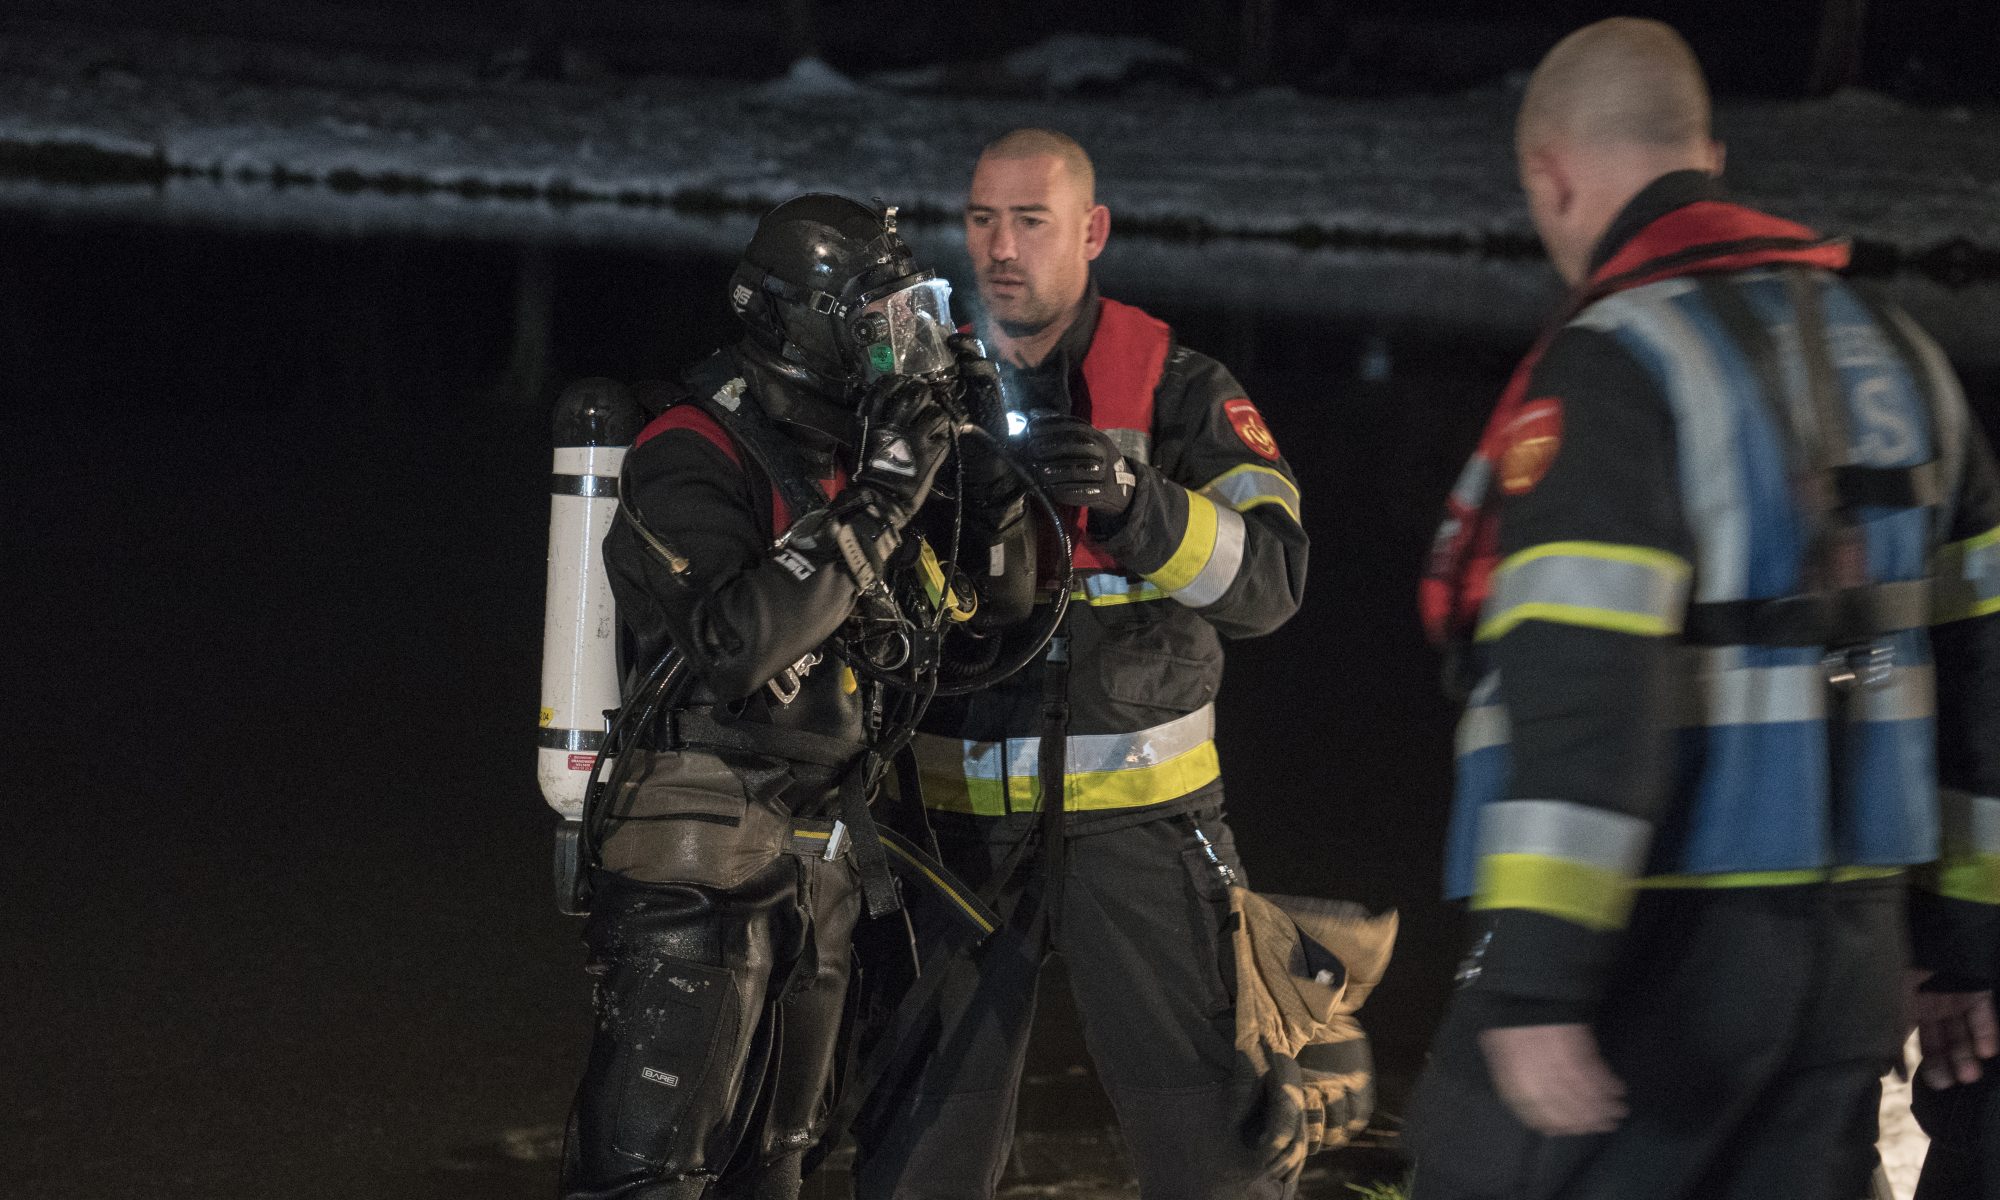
[749, 56, 868, 102]
[998, 34, 1191, 94]
[1, 22, 1994, 256]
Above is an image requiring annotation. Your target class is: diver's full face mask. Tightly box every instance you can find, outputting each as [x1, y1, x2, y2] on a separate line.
[849, 276, 956, 383]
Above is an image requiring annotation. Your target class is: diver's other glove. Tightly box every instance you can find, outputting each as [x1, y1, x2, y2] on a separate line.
[1019, 412, 1135, 517]
[779, 489, 905, 593]
[947, 332, 1008, 438]
[853, 375, 953, 517]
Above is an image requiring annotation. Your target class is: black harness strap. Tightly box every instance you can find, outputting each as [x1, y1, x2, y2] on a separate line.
[684, 352, 832, 532]
[669, 707, 865, 770]
[1684, 271, 1940, 648]
[1036, 632, 1072, 927]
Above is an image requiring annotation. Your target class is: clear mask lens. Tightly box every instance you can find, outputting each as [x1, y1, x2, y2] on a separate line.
[859, 279, 956, 380]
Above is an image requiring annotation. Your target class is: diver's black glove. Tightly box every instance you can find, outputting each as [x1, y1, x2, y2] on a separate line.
[1020, 412, 1135, 517]
[853, 375, 953, 520]
[947, 333, 1008, 438]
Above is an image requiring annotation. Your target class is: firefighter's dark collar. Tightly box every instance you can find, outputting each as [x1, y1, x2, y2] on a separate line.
[983, 276, 1102, 374]
[1588, 169, 1726, 278]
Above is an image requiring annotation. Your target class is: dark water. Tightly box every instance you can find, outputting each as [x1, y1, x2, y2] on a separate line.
[5, 209, 1986, 1197]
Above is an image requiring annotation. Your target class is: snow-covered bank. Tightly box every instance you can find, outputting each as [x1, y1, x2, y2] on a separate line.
[2, 21, 1998, 259]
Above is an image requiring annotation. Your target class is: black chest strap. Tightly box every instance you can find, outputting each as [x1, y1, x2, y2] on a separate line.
[1686, 271, 1942, 648]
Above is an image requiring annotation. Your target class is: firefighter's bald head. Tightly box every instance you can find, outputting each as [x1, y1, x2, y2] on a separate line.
[1517, 19, 1712, 155]
[1515, 19, 1725, 286]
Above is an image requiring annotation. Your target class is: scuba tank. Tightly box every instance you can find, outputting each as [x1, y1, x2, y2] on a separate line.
[538, 378, 644, 909]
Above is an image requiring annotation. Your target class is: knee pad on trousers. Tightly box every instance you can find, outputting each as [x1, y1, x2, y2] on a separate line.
[585, 953, 745, 1174]
[569, 882, 751, 1184]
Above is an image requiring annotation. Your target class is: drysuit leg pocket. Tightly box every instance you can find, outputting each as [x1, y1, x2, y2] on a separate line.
[597, 955, 742, 1168]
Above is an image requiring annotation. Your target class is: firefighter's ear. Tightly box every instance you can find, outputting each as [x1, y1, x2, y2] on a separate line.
[1706, 139, 1726, 178]
[1083, 203, 1110, 262]
[1520, 146, 1574, 219]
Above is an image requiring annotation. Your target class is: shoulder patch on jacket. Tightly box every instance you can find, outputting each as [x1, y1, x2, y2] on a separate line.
[1498, 398, 1563, 495]
[1224, 397, 1281, 461]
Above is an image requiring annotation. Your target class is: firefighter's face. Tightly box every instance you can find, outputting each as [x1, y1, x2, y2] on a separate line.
[964, 153, 1108, 339]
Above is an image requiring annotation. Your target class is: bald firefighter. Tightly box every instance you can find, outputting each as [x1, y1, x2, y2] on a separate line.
[853, 129, 1310, 1200]
[1411, 19, 2000, 1199]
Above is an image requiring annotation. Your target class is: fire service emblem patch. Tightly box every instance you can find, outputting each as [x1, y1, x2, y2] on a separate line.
[1223, 398, 1281, 461]
[1499, 398, 1564, 495]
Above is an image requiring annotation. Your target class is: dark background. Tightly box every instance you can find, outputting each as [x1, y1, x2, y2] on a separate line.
[8, 0, 2000, 99]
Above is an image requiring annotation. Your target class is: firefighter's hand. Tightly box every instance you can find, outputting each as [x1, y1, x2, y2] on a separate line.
[1020, 413, 1134, 516]
[1478, 1023, 1627, 1136]
[1909, 980, 1999, 1089]
[854, 375, 953, 517]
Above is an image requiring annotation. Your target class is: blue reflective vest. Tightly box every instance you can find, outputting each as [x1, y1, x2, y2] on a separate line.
[1445, 267, 1960, 897]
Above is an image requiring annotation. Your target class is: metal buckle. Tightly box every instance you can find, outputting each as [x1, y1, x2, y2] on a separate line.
[766, 651, 823, 705]
[1189, 821, 1239, 889]
[1822, 641, 1895, 691]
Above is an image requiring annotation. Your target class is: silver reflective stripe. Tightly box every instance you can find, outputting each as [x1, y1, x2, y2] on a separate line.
[1485, 550, 1689, 631]
[1456, 702, 1510, 757]
[1885, 304, 1967, 537]
[1678, 657, 1934, 726]
[1577, 281, 1751, 604]
[1200, 464, 1302, 525]
[1450, 456, 1492, 509]
[1172, 505, 1247, 608]
[945, 704, 1216, 780]
[1684, 660, 1826, 726]
[1073, 572, 1166, 604]
[1478, 799, 1653, 873]
[1107, 427, 1151, 466]
[1941, 789, 2000, 856]
[1853, 663, 1937, 722]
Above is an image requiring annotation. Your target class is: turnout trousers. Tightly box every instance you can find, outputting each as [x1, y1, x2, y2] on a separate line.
[560, 845, 861, 1200]
[1408, 878, 1907, 1200]
[853, 808, 1290, 1200]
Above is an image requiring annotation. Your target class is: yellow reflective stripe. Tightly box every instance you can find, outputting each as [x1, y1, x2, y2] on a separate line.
[1916, 789, 2000, 904]
[1638, 866, 1906, 889]
[1500, 539, 1692, 575]
[1472, 853, 1637, 932]
[1479, 602, 1682, 640]
[881, 836, 997, 934]
[1916, 857, 2000, 906]
[1200, 463, 1302, 525]
[1146, 489, 1222, 594]
[919, 742, 1221, 816]
[1933, 523, 2000, 625]
[1070, 586, 1167, 607]
[1071, 574, 1167, 607]
[1477, 540, 1692, 642]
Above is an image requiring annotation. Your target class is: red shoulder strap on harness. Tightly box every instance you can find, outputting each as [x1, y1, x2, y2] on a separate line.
[633, 404, 844, 536]
[1419, 202, 1853, 648]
